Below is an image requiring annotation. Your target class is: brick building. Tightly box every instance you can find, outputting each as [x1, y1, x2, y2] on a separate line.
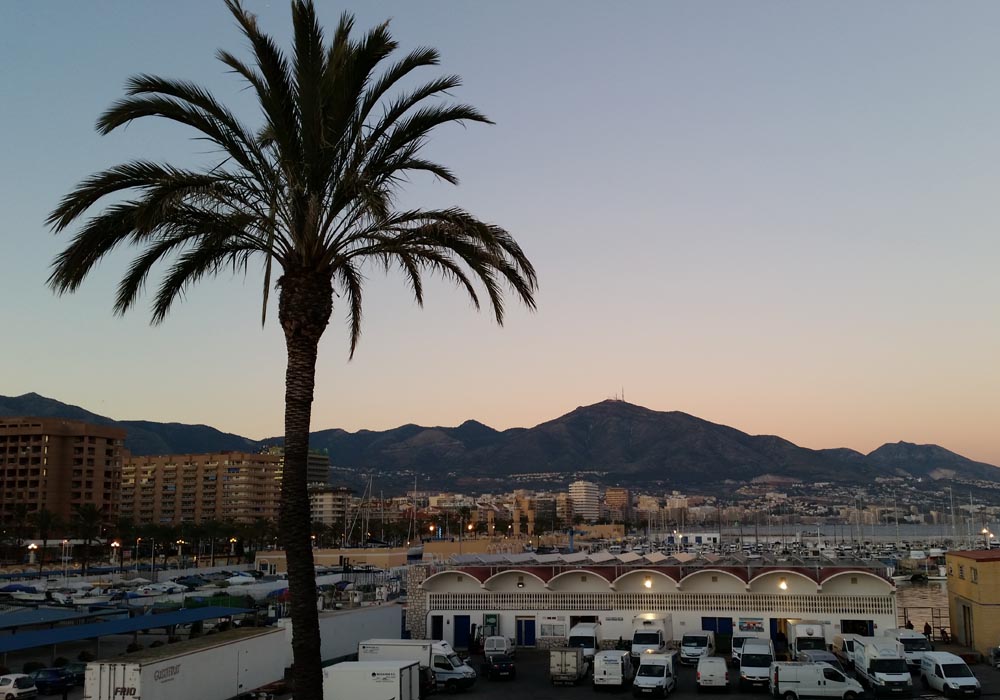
[0, 417, 125, 525]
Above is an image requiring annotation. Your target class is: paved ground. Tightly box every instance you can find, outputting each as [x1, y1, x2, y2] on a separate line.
[24, 647, 1000, 699]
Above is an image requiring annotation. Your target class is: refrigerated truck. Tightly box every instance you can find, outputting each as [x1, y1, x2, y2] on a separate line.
[84, 627, 286, 700]
[322, 660, 421, 700]
[357, 639, 476, 692]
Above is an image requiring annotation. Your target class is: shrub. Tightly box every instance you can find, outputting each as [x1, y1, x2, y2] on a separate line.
[217, 621, 232, 632]
[168, 635, 181, 644]
[78, 651, 96, 662]
[150, 640, 164, 648]
[189, 629, 201, 640]
[53, 657, 70, 667]
[23, 661, 46, 674]
[126, 643, 143, 653]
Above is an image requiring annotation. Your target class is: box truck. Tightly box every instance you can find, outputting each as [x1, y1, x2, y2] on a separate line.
[322, 660, 420, 700]
[358, 639, 476, 692]
[568, 622, 602, 661]
[851, 637, 912, 697]
[549, 648, 589, 685]
[631, 615, 672, 660]
[83, 627, 286, 700]
[788, 621, 829, 660]
[881, 628, 932, 671]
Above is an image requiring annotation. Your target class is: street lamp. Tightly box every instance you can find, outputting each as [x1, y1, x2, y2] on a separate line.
[135, 537, 142, 575]
[982, 528, 993, 550]
[27, 543, 39, 576]
[61, 539, 69, 582]
[229, 537, 237, 557]
[110, 541, 120, 570]
[176, 540, 186, 569]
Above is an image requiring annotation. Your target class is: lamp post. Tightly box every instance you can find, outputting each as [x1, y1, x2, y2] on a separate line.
[982, 528, 993, 550]
[176, 540, 186, 570]
[135, 537, 142, 575]
[111, 541, 120, 572]
[229, 537, 237, 558]
[428, 523, 435, 542]
[61, 539, 69, 583]
[27, 543, 39, 578]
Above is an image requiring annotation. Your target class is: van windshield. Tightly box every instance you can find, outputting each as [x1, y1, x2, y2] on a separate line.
[941, 664, 974, 679]
[634, 633, 661, 645]
[682, 635, 708, 647]
[447, 653, 463, 668]
[637, 665, 666, 677]
[796, 638, 826, 651]
[871, 659, 908, 674]
[901, 638, 932, 652]
[569, 636, 596, 649]
[742, 654, 773, 667]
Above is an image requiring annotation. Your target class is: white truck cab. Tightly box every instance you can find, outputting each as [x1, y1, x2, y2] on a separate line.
[680, 630, 716, 665]
[568, 622, 602, 662]
[738, 640, 775, 691]
[632, 651, 677, 697]
[851, 637, 912, 698]
[919, 652, 981, 697]
[881, 629, 932, 672]
[631, 615, 671, 660]
[731, 632, 766, 666]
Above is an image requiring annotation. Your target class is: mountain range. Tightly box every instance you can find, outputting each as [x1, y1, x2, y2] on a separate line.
[1, 393, 997, 489]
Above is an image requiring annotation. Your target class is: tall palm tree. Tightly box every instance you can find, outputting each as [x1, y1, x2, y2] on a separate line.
[46, 3, 536, 699]
[29, 508, 63, 568]
[72, 504, 105, 576]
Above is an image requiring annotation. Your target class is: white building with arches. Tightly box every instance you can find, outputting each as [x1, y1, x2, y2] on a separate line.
[406, 551, 897, 651]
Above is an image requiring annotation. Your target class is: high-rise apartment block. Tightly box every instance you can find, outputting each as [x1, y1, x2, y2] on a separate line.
[309, 485, 354, 529]
[568, 480, 600, 523]
[121, 451, 282, 524]
[0, 417, 125, 525]
[604, 486, 632, 522]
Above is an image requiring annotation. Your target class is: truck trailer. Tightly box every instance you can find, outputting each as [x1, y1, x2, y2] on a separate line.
[630, 615, 672, 660]
[322, 660, 421, 700]
[83, 627, 286, 700]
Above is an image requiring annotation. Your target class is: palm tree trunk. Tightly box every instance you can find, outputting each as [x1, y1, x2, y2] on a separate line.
[278, 271, 332, 700]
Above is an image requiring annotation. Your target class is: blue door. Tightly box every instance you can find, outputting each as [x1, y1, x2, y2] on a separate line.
[516, 618, 536, 646]
[454, 615, 471, 649]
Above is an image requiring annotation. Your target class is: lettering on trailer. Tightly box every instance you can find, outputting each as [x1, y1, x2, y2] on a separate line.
[113, 689, 138, 697]
[371, 671, 397, 683]
[153, 664, 182, 682]
[605, 616, 624, 622]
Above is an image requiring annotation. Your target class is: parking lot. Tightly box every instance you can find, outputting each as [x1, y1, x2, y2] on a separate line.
[466, 650, 1000, 700]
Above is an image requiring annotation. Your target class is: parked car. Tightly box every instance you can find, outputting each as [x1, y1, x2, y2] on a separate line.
[0, 674, 38, 699]
[28, 668, 74, 696]
[62, 662, 87, 686]
[481, 654, 516, 680]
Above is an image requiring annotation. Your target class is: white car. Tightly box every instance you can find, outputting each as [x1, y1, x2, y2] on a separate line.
[0, 674, 38, 699]
[696, 657, 729, 692]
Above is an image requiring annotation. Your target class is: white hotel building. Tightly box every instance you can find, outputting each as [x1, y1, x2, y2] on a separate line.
[406, 550, 897, 650]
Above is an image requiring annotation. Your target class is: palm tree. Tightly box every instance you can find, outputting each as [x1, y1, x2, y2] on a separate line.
[29, 508, 63, 568]
[72, 504, 105, 576]
[46, 3, 536, 699]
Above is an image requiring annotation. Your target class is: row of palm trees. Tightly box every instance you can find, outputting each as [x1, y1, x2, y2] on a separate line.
[3, 505, 278, 575]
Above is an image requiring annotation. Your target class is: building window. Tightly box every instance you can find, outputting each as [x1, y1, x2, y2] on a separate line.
[971, 568, 978, 584]
[958, 565, 965, 580]
[540, 622, 566, 637]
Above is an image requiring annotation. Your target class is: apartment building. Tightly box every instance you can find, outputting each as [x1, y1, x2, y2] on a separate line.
[0, 417, 125, 525]
[309, 485, 354, 528]
[568, 480, 600, 523]
[604, 486, 631, 522]
[264, 446, 330, 485]
[121, 451, 282, 524]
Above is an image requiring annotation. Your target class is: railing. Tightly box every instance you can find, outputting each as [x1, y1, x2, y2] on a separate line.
[428, 591, 895, 616]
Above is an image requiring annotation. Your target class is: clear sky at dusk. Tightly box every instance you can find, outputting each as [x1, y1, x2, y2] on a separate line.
[2, 2, 999, 465]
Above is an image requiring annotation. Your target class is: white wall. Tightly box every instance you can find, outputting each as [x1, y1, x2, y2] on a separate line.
[280, 604, 402, 664]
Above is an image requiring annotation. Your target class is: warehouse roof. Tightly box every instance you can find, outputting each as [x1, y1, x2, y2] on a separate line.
[0, 606, 251, 654]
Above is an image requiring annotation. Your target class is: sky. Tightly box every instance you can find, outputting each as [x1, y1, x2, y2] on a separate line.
[2, 2, 999, 465]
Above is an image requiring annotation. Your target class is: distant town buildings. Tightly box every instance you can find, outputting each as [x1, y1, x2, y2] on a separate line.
[0, 417, 124, 525]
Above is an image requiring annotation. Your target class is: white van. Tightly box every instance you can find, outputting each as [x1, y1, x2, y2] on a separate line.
[696, 656, 729, 691]
[919, 652, 981, 697]
[483, 636, 515, 657]
[680, 630, 716, 665]
[831, 634, 863, 671]
[594, 649, 635, 689]
[770, 661, 863, 699]
[797, 650, 845, 674]
[731, 632, 766, 666]
[738, 640, 775, 691]
[633, 652, 677, 697]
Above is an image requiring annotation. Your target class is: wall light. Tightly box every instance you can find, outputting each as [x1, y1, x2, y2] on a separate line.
[643, 576, 653, 589]
[778, 577, 788, 591]
[516, 581, 525, 589]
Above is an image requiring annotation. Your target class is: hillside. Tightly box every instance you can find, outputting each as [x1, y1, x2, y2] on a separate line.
[2, 393, 997, 487]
